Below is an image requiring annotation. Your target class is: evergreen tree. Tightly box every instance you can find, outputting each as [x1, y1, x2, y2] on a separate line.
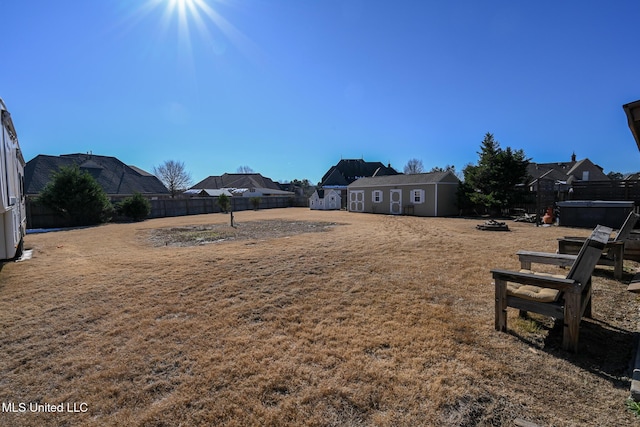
[38, 165, 112, 226]
[218, 193, 231, 213]
[462, 133, 530, 214]
[119, 192, 151, 221]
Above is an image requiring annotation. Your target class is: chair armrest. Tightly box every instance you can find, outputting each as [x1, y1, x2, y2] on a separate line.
[560, 236, 616, 243]
[491, 269, 578, 292]
[517, 250, 577, 268]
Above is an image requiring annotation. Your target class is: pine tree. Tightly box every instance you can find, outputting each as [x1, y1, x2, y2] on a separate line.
[462, 133, 530, 214]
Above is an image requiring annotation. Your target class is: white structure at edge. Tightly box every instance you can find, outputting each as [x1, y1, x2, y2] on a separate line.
[0, 98, 26, 259]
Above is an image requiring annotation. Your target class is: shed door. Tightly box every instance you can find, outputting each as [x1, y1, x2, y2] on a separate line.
[349, 190, 364, 212]
[390, 189, 402, 215]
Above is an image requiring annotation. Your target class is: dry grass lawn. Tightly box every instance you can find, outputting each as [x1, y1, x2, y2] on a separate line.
[0, 208, 638, 426]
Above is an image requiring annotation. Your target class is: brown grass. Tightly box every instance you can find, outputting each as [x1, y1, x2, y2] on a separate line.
[0, 208, 637, 426]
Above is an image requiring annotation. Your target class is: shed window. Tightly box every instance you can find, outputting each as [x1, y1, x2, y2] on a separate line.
[411, 189, 425, 204]
[372, 190, 383, 203]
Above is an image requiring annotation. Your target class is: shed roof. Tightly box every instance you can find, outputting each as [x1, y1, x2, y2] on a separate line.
[348, 171, 459, 188]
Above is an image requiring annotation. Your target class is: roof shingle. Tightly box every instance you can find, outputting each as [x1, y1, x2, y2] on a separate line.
[25, 153, 169, 196]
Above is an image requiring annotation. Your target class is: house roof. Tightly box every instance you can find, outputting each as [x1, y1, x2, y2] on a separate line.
[243, 187, 294, 196]
[184, 189, 233, 197]
[348, 171, 460, 188]
[527, 163, 573, 182]
[320, 159, 399, 187]
[191, 173, 281, 191]
[527, 157, 609, 184]
[24, 153, 170, 196]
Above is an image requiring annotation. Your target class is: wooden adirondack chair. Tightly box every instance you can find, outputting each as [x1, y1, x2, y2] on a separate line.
[493, 225, 612, 352]
[516, 211, 638, 280]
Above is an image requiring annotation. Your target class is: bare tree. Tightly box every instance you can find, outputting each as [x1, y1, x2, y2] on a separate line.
[429, 164, 456, 173]
[153, 160, 192, 198]
[403, 158, 424, 174]
[237, 165, 255, 173]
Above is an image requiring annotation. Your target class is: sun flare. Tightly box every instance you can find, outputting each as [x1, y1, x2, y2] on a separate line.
[167, 0, 198, 17]
[117, 0, 262, 69]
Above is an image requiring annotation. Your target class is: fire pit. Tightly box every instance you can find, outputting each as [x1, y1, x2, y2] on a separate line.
[476, 220, 510, 231]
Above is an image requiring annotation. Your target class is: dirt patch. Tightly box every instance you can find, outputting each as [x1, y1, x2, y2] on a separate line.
[148, 220, 341, 246]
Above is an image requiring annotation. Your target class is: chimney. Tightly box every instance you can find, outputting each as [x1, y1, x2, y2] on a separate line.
[571, 152, 576, 162]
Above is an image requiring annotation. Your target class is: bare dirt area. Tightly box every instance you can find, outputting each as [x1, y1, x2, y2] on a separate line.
[0, 208, 638, 426]
[148, 220, 341, 247]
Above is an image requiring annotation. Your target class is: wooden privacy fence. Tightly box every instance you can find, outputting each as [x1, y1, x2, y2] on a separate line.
[512, 179, 640, 216]
[572, 180, 640, 204]
[148, 196, 300, 218]
[27, 196, 309, 229]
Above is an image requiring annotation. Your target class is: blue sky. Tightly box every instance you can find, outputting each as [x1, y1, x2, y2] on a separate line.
[3, 0, 640, 185]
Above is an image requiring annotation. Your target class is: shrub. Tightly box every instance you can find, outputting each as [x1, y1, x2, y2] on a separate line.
[218, 194, 231, 213]
[119, 193, 151, 221]
[250, 197, 261, 210]
[38, 165, 112, 226]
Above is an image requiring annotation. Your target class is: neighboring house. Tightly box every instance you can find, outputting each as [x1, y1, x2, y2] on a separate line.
[183, 189, 233, 197]
[309, 189, 341, 210]
[527, 154, 610, 203]
[189, 173, 294, 197]
[24, 153, 169, 199]
[318, 159, 399, 209]
[347, 171, 460, 216]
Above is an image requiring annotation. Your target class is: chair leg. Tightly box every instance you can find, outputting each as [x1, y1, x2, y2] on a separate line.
[495, 278, 507, 332]
[583, 278, 593, 319]
[584, 298, 592, 319]
[563, 292, 581, 352]
[613, 245, 623, 280]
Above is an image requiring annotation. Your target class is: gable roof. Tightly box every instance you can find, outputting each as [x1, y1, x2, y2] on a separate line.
[348, 171, 460, 188]
[191, 173, 281, 190]
[310, 188, 340, 199]
[24, 153, 170, 196]
[320, 159, 399, 187]
[527, 157, 609, 184]
[527, 162, 574, 182]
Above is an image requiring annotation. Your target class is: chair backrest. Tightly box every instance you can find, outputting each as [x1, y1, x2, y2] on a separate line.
[566, 225, 613, 285]
[613, 211, 639, 242]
